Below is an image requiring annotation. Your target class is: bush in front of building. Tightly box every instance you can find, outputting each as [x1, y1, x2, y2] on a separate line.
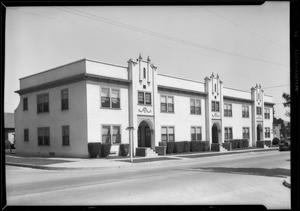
[100, 143, 111, 157]
[264, 140, 272, 147]
[256, 141, 265, 148]
[159, 141, 167, 146]
[166, 142, 175, 154]
[189, 141, 198, 152]
[119, 144, 129, 156]
[183, 141, 190, 153]
[228, 139, 249, 149]
[174, 142, 184, 153]
[200, 141, 210, 151]
[272, 137, 279, 145]
[5, 140, 11, 149]
[88, 142, 101, 158]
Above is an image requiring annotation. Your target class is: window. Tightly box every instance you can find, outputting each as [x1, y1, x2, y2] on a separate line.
[190, 99, 201, 115]
[224, 103, 232, 117]
[38, 127, 50, 146]
[161, 95, 174, 113]
[224, 127, 233, 140]
[24, 129, 29, 142]
[62, 125, 70, 146]
[102, 125, 121, 144]
[138, 92, 151, 105]
[264, 108, 270, 119]
[256, 106, 262, 115]
[212, 101, 219, 112]
[265, 127, 270, 138]
[61, 89, 69, 110]
[243, 127, 250, 139]
[242, 105, 249, 118]
[143, 68, 146, 79]
[191, 127, 202, 141]
[101, 88, 120, 109]
[161, 126, 175, 142]
[23, 98, 28, 111]
[37, 93, 49, 113]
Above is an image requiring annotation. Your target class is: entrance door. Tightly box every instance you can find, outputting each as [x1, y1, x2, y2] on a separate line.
[257, 125, 262, 141]
[212, 123, 219, 143]
[138, 121, 151, 147]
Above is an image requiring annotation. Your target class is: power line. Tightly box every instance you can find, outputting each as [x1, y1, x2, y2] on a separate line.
[53, 7, 289, 68]
[201, 6, 288, 49]
[263, 85, 290, 89]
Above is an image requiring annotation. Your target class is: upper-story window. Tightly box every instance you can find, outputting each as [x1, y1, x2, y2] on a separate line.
[211, 101, 219, 112]
[264, 108, 270, 119]
[190, 99, 201, 115]
[256, 106, 262, 115]
[61, 89, 69, 110]
[37, 93, 49, 113]
[242, 105, 249, 118]
[101, 88, 120, 109]
[138, 92, 151, 105]
[224, 103, 232, 117]
[161, 95, 174, 113]
[23, 98, 28, 111]
[143, 68, 146, 79]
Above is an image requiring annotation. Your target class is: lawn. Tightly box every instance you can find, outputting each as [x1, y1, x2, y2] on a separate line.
[5, 155, 73, 166]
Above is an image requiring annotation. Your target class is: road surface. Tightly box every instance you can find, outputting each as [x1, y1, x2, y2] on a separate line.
[6, 150, 290, 209]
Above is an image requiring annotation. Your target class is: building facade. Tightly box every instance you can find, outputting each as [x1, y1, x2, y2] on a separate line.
[14, 55, 274, 157]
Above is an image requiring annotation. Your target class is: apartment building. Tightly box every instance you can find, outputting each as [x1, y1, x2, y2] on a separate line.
[14, 55, 274, 157]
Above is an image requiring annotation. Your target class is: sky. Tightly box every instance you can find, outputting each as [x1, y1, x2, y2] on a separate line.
[5, 2, 290, 121]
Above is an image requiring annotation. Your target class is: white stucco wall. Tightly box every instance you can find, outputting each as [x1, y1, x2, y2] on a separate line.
[15, 81, 88, 157]
[86, 81, 130, 155]
[157, 74, 205, 93]
[20, 60, 86, 90]
[85, 60, 128, 80]
[264, 105, 273, 141]
[158, 92, 206, 142]
[223, 87, 252, 100]
[222, 100, 253, 142]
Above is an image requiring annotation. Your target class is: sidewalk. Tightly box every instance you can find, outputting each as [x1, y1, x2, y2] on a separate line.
[6, 147, 279, 171]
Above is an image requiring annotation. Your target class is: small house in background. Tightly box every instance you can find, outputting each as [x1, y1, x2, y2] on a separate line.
[4, 113, 15, 144]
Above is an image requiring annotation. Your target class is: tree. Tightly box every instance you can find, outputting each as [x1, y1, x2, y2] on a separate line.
[282, 92, 290, 117]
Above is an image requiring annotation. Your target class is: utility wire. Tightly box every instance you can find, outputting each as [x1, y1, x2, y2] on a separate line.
[53, 6, 289, 67]
[201, 6, 288, 49]
[263, 85, 290, 89]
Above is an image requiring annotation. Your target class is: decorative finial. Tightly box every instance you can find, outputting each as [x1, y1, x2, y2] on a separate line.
[147, 56, 151, 62]
[217, 73, 219, 79]
[138, 53, 142, 60]
[211, 72, 215, 78]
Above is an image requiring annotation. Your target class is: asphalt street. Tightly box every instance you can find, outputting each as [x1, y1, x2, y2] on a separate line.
[5, 150, 290, 209]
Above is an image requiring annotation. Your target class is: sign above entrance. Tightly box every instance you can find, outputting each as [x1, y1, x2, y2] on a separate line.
[211, 112, 221, 119]
[138, 106, 153, 115]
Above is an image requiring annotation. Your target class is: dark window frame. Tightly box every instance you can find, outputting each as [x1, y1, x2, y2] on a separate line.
[224, 103, 232, 117]
[62, 125, 70, 146]
[101, 125, 121, 144]
[61, 89, 69, 110]
[161, 95, 174, 113]
[23, 97, 28, 111]
[24, 129, 29, 142]
[138, 91, 152, 105]
[242, 127, 250, 139]
[101, 87, 120, 109]
[37, 93, 49, 113]
[37, 127, 50, 146]
[161, 126, 175, 143]
[190, 98, 201, 115]
[242, 105, 249, 118]
[224, 127, 233, 140]
[191, 126, 202, 141]
[212, 101, 220, 112]
[265, 127, 270, 138]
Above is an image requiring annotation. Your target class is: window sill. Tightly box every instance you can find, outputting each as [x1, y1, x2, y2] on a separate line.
[190, 113, 202, 115]
[138, 104, 152, 106]
[100, 107, 121, 110]
[160, 111, 175, 114]
[62, 145, 70, 146]
[37, 112, 50, 114]
[61, 109, 69, 111]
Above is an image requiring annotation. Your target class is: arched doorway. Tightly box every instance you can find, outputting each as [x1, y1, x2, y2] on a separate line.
[257, 124, 263, 141]
[212, 123, 220, 143]
[138, 121, 151, 147]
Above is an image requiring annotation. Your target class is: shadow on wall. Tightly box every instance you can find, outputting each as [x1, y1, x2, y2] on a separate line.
[188, 167, 290, 178]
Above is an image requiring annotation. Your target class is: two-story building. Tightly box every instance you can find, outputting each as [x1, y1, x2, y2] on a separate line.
[14, 55, 274, 157]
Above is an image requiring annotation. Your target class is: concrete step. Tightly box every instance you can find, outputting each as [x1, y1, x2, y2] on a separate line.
[145, 148, 158, 157]
[219, 146, 228, 152]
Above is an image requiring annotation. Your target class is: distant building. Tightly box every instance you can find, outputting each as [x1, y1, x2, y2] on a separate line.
[14, 55, 274, 157]
[4, 113, 15, 144]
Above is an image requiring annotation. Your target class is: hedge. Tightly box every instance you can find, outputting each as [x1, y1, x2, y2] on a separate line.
[174, 142, 184, 153]
[100, 143, 112, 157]
[183, 141, 190, 153]
[227, 139, 249, 149]
[166, 142, 175, 154]
[88, 142, 101, 158]
[264, 140, 272, 147]
[256, 141, 265, 148]
[119, 144, 129, 156]
[272, 138, 279, 145]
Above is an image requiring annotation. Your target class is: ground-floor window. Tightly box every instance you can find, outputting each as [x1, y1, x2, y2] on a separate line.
[242, 127, 250, 139]
[224, 127, 233, 140]
[24, 129, 29, 142]
[62, 125, 70, 146]
[38, 127, 50, 146]
[265, 127, 270, 138]
[161, 126, 175, 142]
[101, 125, 121, 144]
[191, 126, 202, 141]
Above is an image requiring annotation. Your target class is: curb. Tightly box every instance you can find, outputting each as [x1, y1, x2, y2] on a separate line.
[283, 177, 291, 188]
[6, 147, 279, 171]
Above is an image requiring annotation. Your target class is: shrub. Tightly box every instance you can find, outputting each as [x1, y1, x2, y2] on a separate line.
[272, 137, 279, 145]
[159, 141, 167, 146]
[119, 144, 129, 156]
[88, 142, 101, 158]
[174, 142, 184, 153]
[229, 139, 249, 149]
[256, 141, 265, 148]
[201, 141, 210, 151]
[5, 140, 11, 149]
[264, 140, 272, 147]
[100, 143, 111, 157]
[190, 141, 198, 152]
[166, 142, 175, 154]
[183, 141, 190, 153]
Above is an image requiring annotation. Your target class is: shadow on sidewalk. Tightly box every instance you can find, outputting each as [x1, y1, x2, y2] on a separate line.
[187, 167, 290, 178]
